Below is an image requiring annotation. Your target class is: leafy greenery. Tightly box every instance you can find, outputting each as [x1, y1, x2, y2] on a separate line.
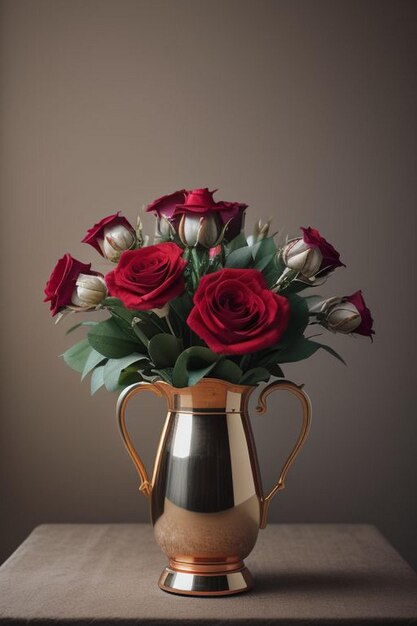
[87, 318, 143, 358]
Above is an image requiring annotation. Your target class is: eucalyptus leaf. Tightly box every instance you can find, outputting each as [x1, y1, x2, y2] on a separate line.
[225, 246, 254, 269]
[88, 318, 143, 358]
[148, 334, 183, 368]
[225, 232, 248, 253]
[91, 365, 105, 395]
[103, 353, 148, 392]
[62, 339, 92, 373]
[254, 253, 276, 272]
[252, 237, 277, 261]
[151, 368, 174, 385]
[81, 349, 107, 380]
[118, 366, 143, 387]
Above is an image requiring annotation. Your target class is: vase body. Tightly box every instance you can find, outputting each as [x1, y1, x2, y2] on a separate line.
[117, 378, 311, 596]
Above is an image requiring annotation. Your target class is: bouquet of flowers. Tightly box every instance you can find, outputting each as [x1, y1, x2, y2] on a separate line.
[44, 188, 374, 393]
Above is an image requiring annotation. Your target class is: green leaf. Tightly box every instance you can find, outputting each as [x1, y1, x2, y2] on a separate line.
[62, 339, 92, 373]
[170, 292, 193, 323]
[252, 237, 277, 261]
[254, 253, 276, 272]
[273, 337, 346, 365]
[225, 246, 254, 269]
[239, 367, 271, 385]
[172, 346, 220, 388]
[103, 353, 148, 392]
[311, 341, 347, 365]
[151, 368, 174, 385]
[91, 365, 105, 395]
[118, 366, 144, 387]
[225, 232, 248, 253]
[66, 321, 98, 335]
[210, 359, 242, 384]
[262, 254, 286, 288]
[266, 363, 285, 378]
[87, 318, 143, 358]
[278, 293, 310, 348]
[148, 333, 183, 368]
[103, 297, 161, 342]
[274, 337, 320, 363]
[81, 349, 107, 380]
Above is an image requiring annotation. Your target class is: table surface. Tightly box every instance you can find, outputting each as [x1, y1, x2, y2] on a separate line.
[0, 524, 416, 625]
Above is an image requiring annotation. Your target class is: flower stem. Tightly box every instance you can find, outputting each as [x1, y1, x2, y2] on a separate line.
[165, 314, 176, 337]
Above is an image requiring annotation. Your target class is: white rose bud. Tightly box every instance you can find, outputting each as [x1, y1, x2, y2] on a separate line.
[282, 238, 323, 278]
[154, 216, 173, 242]
[325, 301, 362, 333]
[247, 219, 272, 245]
[71, 274, 108, 308]
[179, 214, 220, 248]
[100, 224, 136, 262]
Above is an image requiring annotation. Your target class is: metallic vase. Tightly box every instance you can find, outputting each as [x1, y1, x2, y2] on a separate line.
[117, 378, 311, 596]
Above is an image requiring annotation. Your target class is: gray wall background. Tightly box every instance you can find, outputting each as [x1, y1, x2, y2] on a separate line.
[1, 0, 416, 568]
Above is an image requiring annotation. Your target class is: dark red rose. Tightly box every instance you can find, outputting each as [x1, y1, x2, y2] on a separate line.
[345, 290, 374, 337]
[105, 242, 187, 310]
[301, 227, 345, 275]
[44, 253, 96, 316]
[175, 188, 247, 242]
[82, 212, 136, 258]
[187, 268, 290, 355]
[146, 189, 187, 221]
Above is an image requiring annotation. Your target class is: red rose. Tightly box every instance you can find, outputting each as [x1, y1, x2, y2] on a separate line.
[146, 190, 188, 241]
[146, 188, 247, 244]
[105, 242, 187, 310]
[44, 253, 97, 315]
[187, 268, 290, 355]
[175, 188, 247, 243]
[146, 189, 187, 221]
[301, 227, 345, 275]
[345, 290, 374, 337]
[82, 212, 136, 260]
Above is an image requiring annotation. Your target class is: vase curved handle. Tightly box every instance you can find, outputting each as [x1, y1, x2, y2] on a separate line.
[116, 381, 164, 499]
[256, 380, 312, 529]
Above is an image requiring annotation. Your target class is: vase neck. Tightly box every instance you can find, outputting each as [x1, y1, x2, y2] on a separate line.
[154, 379, 255, 414]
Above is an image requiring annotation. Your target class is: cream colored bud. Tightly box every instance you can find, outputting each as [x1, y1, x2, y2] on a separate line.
[282, 238, 323, 277]
[71, 274, 107, 307]
[179, 214, 220, 248]
[152, 303, 170, 318]
[100, 224, 136, 261]
[326, 301, 361, 333]
[155, 217, 173, 242]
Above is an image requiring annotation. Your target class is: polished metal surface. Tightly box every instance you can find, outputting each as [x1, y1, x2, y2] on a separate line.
[117, 378, 312, 596]
[158, 566, 253, 596]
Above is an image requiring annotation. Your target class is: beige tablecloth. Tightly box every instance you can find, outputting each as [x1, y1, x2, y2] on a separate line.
[0, 523, 417, 624]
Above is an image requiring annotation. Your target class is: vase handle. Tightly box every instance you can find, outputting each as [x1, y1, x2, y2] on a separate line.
[116, 381, 164, 499]
[256, 380, 312, 528]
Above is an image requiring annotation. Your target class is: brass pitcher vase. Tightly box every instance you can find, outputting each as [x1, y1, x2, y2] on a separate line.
[117, 378, 312, 596]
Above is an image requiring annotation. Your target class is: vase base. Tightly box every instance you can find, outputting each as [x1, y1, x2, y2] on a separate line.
[158, 564, 253, 596]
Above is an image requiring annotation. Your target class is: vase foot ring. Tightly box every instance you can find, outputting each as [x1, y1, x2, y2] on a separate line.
[158, 565, 253, 596]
